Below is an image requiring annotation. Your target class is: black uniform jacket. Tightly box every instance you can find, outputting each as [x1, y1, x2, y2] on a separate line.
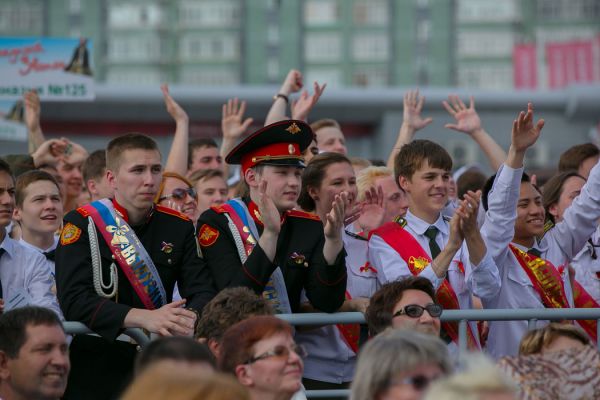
[196, 198, 347, 313]
[55, 199, 216, 340]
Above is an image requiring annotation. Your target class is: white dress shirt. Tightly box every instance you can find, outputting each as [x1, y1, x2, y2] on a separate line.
[571, 226, 600, 304]
[0, 233, 63, 319]
[19, 236, 58, 276]
[481, 162, 600, 359]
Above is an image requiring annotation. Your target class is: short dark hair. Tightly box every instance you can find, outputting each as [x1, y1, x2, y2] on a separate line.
[482, 172, 531, 212]
[82, 149, 107, 182]
[0, 306, 63, 358]
[106, 133, 159, 172]
[195, 287, 273, 342]
[365, 276, 437, 336]
[558, 143, 599, 173]
[456, 170, 487, 200]
[15, 170, 61, 207]
[394, 140, 452, 183]
[134, 337, 215, 375]
[297, 152, 352, 211]
[0, 158, 15, 182]
[188, 138, 218, 170]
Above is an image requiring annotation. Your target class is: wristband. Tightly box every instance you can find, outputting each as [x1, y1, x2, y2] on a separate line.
[273, 93, 289, 103]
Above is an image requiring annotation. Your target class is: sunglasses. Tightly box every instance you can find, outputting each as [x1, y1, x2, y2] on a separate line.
[390, 373, 442, 391]
[246, 344, 307, 365]
[158, 187, 197, 202]
[392, 303, 443, 319]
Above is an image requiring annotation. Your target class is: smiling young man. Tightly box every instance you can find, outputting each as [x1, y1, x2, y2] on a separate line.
[197, 120, 347, 314]
[0, 161, 61, 318]
[55, 133, 216, 400]
[13, 171, 62, 270]
[481, 104, 600, 359]
[0, 306, 70, 400]
[368, 139, 500, 351]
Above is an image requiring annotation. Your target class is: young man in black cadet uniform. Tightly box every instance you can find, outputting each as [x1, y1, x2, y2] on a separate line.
[197, 120, 348, 314]
[55, 134, 216, 400]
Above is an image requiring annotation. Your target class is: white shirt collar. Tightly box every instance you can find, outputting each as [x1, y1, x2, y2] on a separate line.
[405, 210, 448, 236]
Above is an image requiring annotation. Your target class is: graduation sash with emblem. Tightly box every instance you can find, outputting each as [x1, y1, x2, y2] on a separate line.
[372, 222, 480, 350]
[80, 199, 166, 310]
[510, 245, 599, 341]
[215, 199, 292, 314]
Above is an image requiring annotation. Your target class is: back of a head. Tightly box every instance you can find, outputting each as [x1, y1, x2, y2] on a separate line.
[106, 133, 159, 172]
[424, 354, 516, 400]
[122, 364, 249, 400]
[0, 306, 63, 358]
[558, 143, 599, 173]
[195, 287, 274, 343]
[519, 322, 590, 356]
[456, 170, 486, 200]
[394, 139, 452, 183]
[134, 336, 215, 375]
[365, 276, 436, 336]
[218, 315, 292, 375]
[350, 329, 451, 400]
[82, 149, 107, 183]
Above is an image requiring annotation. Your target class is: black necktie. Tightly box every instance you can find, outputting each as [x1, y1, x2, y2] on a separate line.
[424, 226, 441, 259]
[527, 248, 542, 258]
[0, 248, 6, 299]
[43, 250, 55, 262]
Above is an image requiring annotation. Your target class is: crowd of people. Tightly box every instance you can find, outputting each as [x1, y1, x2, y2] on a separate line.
[0, 69, 599, 400]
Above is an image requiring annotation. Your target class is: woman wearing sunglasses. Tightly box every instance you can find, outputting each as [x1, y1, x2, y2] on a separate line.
[155, 172, 200, 222]
[218, 315, 306, 400]
[350, 329, 452, 400]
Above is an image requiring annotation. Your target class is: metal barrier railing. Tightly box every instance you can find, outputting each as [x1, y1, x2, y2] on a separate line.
[277, 308, 600, 399]
[62, 321, 151, 348]
[63, 309, 600, 399]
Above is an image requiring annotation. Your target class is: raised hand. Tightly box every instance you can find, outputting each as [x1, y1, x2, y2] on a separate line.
[291, 81, 327, 121]
[144, 299, 197, 337]
[456, 190, 481, 237]
[403, 89, 433, 131]
[280, 69, 303, 95]
[257, 180, 282, 235]
[24, 90, 41, 132]
[442, 95, 482, 135]
[357, 185, 386, 234]
[511, 102, 544, 152]
[59, 138, 88, 165]
[324, 191, 349, 241]
[222, 98, 253, 141]
[31, 138, 68, 167]
[161, 84, 188, 124]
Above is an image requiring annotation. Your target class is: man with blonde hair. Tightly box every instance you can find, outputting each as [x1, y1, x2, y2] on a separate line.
[356, 166, 408, 223]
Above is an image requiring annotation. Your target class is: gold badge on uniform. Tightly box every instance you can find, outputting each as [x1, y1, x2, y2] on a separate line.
[290, 252, 308, 267]
[286, 122, 301, 134]
[198, 224, 219, 247]
[161, 241, 174, 254]
[408, 256, 429, 272]
[60, 223, 81, 245]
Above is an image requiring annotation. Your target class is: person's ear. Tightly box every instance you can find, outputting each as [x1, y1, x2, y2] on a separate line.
[0, 351, 11, 380]
[307, 186, 319, 201]
[12, 207, 21, 222]
[235, 364, 253, 387]
[207, 338, 220, 359]
[244, 168, 259, 189]
[548, 203, 559, 219]
[106, 169, 117, 190]
[399, 176, 410, 192]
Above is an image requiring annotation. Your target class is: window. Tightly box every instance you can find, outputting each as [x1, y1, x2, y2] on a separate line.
[305, 33, 341, 62]
[353, 34, 389, 61]
[179, 68, 239, 85]
[107, 35, 161, 62]
[305, 69, 343, 88]
[458, 31, 515, 57]
[353, 0, 388, 26]
[108, 3, 163, 28]
[178, 0, 240, 28]
[304, 0, 340, 26]
[179, 34, 239, 61]
[0, 3, 44, 34]
[352, 67, 388, 86]
[106, 68, 163, 85]
[457, 63, 513, 89]
[457, 0, 519, 22]
[536, 0, 600, 20]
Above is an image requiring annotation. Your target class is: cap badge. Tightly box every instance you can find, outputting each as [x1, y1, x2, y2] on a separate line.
[286, 123, 301, 134]
[288, 144, 295, 154]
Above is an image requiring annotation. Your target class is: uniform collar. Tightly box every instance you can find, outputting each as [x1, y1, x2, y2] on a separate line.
[405, 210, 448, 236]
[112, 198, 154, 225]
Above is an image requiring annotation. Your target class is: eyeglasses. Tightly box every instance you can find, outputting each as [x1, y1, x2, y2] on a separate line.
[158, 187, 197, 202]
[392, 303, 443, 319]
[390, 373, 442, 391]
[246, 344, 307, 364]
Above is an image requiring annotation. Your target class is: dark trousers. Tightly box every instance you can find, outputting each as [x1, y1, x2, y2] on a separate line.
[63, 335, 138, 400]
[303, 377, 351, 400]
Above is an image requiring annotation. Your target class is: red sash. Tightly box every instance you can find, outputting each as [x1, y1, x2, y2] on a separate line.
[509, 245, 570, 309]
[372, 222, 480, 350]
[571, 281, 599, 342]
[336, 291, 360, 353]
